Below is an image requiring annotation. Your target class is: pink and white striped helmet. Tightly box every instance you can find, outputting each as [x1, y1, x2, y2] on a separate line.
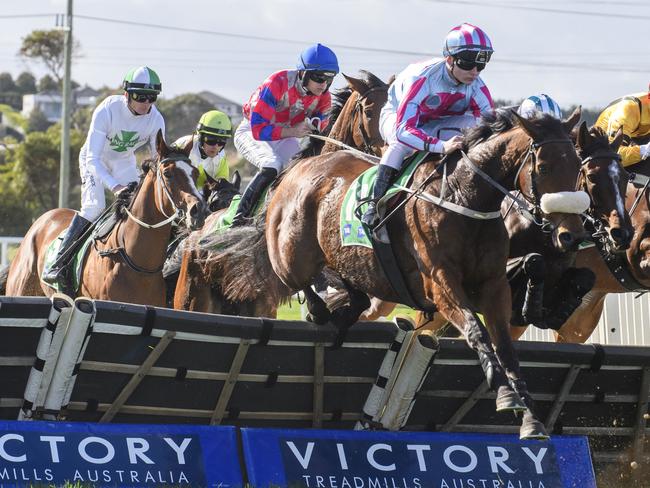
[443, 23, 494, 58]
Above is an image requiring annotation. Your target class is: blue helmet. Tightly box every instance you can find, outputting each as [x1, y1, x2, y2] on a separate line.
[518, 94, 563, 120]
[297, 43, 339, 75]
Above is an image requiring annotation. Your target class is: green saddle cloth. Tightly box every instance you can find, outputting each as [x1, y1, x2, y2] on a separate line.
[340, 152, 429, 248]
[41, 231, 94, 294]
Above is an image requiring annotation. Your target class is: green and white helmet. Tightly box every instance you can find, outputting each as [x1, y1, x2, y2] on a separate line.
[123, 66, 162, 93]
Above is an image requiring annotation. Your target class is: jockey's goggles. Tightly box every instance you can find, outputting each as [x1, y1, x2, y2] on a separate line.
[453, 50, 492, 72]
[130, 91, 158, 103]
[201, 135, 228, 147]
[307, 71, 336, 84]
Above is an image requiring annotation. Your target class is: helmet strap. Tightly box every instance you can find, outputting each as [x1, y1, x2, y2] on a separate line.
[446, 59, 462, 85]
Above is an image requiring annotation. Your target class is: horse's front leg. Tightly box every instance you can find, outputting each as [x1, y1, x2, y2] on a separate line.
[479, 276, 548, 440]
[429, 269, 526, 414]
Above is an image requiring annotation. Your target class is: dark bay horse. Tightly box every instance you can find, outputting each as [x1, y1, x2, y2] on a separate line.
[173, 71, 389, 314]
[5, 133, 206, 306]
[206, 109, 586, 439]
[552, 161, 650, 342]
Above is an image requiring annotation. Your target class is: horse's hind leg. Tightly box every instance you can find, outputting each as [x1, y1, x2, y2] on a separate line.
[480, 277, 548, 440]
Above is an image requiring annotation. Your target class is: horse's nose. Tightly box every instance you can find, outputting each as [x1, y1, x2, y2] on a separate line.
[609, 226, 632, 250]
[189, 200, 207, 229]
[558, 231, 577, 250]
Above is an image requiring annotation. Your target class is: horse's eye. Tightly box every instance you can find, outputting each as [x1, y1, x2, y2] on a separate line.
[537, 164, 550, 176]
[163, 170, 173, 178]
[586, 173, 597, 183]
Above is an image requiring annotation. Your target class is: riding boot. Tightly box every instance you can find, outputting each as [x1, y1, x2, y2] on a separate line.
[231, 167, 277, 227]
[520, 254, 546, 325]
[43, 213, 92, 284]
[361, 165, 399, 227]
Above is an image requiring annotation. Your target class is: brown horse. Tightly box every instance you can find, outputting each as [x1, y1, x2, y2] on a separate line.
[5, 133, 206, 306]
[206, 109, 586, 439]
[553, 161, 650, 342]
[173, 71, 389, 314]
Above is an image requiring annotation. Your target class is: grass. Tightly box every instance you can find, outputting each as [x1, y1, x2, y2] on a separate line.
[276, 296, 418, 322]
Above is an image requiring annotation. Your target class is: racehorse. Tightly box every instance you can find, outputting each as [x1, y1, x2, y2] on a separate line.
[205, 109, 586, 439]
[552, 160, 650, 343]
[173, 71, 390, 314]
[4, 132, 206, 306]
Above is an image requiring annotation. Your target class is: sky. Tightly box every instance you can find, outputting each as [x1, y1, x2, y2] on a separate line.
[1, 0, 648, 111]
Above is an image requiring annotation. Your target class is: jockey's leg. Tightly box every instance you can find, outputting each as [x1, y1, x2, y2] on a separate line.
[361, 164, 398, 226]
[42, 213, 91, 284]
[231, 167, 277, 226]
[520, 253, 546, 325]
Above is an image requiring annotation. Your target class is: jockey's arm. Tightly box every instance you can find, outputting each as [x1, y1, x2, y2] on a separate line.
[394, 76, 442, 153]
[85, 107, 118, 191]
[250, 75, 287, 141]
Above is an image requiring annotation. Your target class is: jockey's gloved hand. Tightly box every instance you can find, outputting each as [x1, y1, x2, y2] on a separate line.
[640, 142, 650, 159]
[442, 135, 464, 154]
[306, 117, 323, 133]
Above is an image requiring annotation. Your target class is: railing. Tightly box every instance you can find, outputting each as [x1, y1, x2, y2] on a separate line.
[0, 237, 22, 266]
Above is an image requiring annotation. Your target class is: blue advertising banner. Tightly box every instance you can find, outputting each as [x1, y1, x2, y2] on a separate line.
[0, 420, 243, 488]
[242, 428, 596, 488]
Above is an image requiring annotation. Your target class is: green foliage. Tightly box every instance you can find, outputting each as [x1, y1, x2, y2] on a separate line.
[156, 93, 215, 143]
[38, 74, 58, 93]
[19, 29, 67, 84]
[16, 71, 37, 94]
[0, 104, 27, 131]
[27, 107, 52, 133]
[0, 72, 17, 92]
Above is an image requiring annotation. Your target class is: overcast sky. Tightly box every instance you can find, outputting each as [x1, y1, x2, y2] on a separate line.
[1, 0, 647, 111]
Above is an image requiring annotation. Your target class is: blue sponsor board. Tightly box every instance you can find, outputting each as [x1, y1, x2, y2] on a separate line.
[242, 428, 596, 488]
[0, 420, 242, 487]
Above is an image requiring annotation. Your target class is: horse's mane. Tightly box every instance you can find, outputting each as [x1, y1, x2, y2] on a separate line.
[464, 109, 564, 150]
[114, 158, 156, 221]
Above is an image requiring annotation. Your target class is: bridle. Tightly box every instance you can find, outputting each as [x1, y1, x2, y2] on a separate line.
[123, 154, 192, 229]
[352, 86, 386, 156]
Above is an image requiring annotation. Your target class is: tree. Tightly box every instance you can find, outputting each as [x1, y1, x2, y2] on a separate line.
[27, 107, 52, 133]
[0, 72, 17, 93]
[15, 72, 36, 94]
[18, 29, 80, 86]
[37, 75, 58, 93]
[156, 93, 215, 142]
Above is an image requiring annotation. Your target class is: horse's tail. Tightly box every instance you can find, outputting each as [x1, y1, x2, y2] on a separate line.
[0, 265, 8, 295]
[199, 217, 291, 306]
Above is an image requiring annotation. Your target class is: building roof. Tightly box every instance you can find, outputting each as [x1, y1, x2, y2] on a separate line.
[198, 90, 242, 108]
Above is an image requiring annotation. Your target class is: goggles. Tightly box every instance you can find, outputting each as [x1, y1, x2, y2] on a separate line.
[202, 135, 228, 147]
[307, 71, 336, 84]
[130, 91, 158, 103]
[453, 50, 492, 72]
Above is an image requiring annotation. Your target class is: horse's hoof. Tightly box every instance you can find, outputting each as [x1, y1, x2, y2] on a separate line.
[305, 312, 329, 326]
[495, 388, 527, 413]
[520, 418, 550, 441]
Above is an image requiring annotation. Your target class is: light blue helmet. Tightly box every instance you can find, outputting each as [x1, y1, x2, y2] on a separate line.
[518, 94, 563, 120]
[297, 43, 339, 75]
[443, 23, 493, 59]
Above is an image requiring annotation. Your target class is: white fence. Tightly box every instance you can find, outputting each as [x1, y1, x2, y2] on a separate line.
[0, 237, 21, 267]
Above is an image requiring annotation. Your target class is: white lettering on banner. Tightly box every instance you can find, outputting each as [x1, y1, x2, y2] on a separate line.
[521, 448, 548, 475]
[69, 468, 189, 484]
[164, 437, 191, 464]
[40, 436, 65, 463]
[287, 441, 315, 469]
[0, 468, 54, 482]
[126, 438, 154, 464]
[443, 445, 478, 473]
[0, 434, 26, 462]
[78, 437, 115, 464]
[300, 474, 423, 488]
[407, 444, 431, 472]
[367, 444, 396, 471]
[487, 446, 514, 474]
[440, 479, 548, 488]
[337, 443, 349, 470]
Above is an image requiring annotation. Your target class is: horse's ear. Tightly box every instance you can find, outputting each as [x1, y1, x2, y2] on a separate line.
[387, 74, 396, 85]
[611, 128, 624, 152]
[512, 110, 542, 140]
[181, 135, 194, 156]
[562, 106, 582, 133]
[231, 170, 241, 190]
[576, 121, 590, 150]
[156, 130, 170, 158]
[343, 73, 366, 94]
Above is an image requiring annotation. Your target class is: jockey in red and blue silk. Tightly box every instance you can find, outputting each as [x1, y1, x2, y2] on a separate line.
[362, 23, 495, 227]
[232, 43, 339, 226]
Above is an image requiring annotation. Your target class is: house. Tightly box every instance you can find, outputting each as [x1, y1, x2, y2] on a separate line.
[197, 91, 243, 127]
[22, 86, 101, 123]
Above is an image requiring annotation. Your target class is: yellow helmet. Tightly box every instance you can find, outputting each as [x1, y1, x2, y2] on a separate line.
[196, 110, 233, 138]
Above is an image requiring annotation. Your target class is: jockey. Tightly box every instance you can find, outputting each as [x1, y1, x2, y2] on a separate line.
[361, 23, 495, 227]
[595, 87, 650, 167]
[231, 43, 338, 226]
[518, 93, 563, 120]
[43, 66, 165, 285]
[173, 110, 232, 187]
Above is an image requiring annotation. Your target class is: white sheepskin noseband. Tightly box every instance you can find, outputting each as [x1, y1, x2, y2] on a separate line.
[540, 191, 590, 214]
